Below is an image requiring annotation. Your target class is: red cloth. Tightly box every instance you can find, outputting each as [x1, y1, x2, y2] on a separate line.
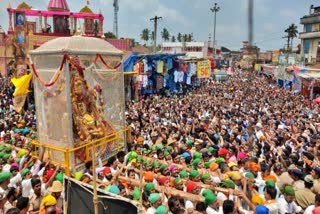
[218, 148, 228, 156]
[186, 181, 197, 193]
[103, 167, 111, 174]
[158, 177, 169, 186]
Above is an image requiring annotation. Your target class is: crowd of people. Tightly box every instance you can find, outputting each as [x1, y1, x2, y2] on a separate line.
[0, 67, 319, 214]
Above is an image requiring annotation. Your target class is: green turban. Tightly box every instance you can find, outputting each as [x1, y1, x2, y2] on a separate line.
[281, 186, 295, 196]
[192, 158, 201, 168]
[30, 134, 37, 139]
[204, 192, 217, 206]
[21, 169, 30, 177]
[221, 180, 235, 189]
[208, 147, 216, 154]
[186, 139, 193, 147]
[155, 205, 167, 214]
[8, 139, 15, 144]
[55, 172, 64, 182]
[16, 158, 21, 164]
[137, 157, 143, 163]
[0, 152, 4, 158]
[245, 172, 255, 179]
[132, 188, 141, 200]
[152, 161, 160, 168]
[2, 154, 10, 163]
[174, 177, 182, 185]
[128, 151, 138, 162]
[179, 170, 188, 178]
[0, 145, 4, 150]
[160, 164, 168, 172]
[156, 144, 163, 151]
[202, 189, 213, 197]
[151, 146, 156, 151]
[201, 173, 210, 182]
[5, 147, 12, 153]
[144, 182, 155, 191]
[165, 146, 173, 153]
[193, 152, 202, 160]
[215, 157, 225, 164]
[265, 179, 275, 188]
[148, 193, 160, 205]
[0, 172, 12, 183]
[146, 150, 151, 155]
[189, 169, 199, 179]
[143, 160, 152, 167]
[163, 150, 169, 157]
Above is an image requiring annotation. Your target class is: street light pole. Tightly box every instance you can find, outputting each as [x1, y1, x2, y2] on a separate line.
[210, 2, 220, 57]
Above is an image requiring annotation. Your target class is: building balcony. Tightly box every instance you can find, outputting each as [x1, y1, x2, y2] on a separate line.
[299, 31, 320, 39]
[300, 14, 320, 24]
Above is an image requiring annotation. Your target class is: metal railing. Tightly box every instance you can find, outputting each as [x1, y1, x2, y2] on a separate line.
[30, 127, 131, 176]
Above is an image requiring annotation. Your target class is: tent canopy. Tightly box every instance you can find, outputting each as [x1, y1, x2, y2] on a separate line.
[29, 35, 123, 56]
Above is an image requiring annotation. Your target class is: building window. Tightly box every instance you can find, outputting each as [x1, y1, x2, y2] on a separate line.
[304, 39, 311, 54]
[306, 24, 312, 32]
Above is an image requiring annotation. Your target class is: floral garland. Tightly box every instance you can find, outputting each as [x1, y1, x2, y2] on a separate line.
[94, 84, 105, 113]
[43, 80, 66, 98]
[94, 54, 122, 69]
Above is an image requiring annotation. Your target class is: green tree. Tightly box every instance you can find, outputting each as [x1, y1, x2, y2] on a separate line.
[285, 23, 298, 52]
[177, 33, 182, 42]
[104, 31, 117, 39]
[141, 28, 150, 45]
[188, 33, 193, 42]
[171, 36, 176, 42]
[182, 34, 188, 42]
[288, 23, 298, 50]
[161, 28, 170, 41]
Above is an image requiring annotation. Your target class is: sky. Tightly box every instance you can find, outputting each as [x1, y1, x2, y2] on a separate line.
[1, 0, 319, 51]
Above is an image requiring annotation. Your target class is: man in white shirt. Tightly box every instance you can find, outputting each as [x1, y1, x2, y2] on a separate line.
[277, 186, 302, 214]
[0, 172, 12, 195]
[146, 193, 162, 214]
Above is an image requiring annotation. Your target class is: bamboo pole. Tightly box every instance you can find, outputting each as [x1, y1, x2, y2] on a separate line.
[140, 155, 221, 178]
[118, 176, 205, 202]
[123, 165, 230, 194]
[139, 162, 143, 214]
[92, 147, 99, 214]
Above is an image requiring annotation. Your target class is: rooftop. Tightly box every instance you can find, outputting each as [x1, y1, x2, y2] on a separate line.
[48, 0, 69, 12]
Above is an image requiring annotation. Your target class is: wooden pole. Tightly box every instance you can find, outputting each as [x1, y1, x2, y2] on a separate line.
[92, 147, 99, 214]
[139, 162, 143, 214]
[119, 176, 205, 202]
[123, 165, 230, 194]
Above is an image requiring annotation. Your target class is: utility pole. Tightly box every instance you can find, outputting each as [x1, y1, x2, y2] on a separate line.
[113, 0, 119, 38]
[210, 2, 220, 57]
[248, 0, 253, 46]
[150, 15, 162, 53]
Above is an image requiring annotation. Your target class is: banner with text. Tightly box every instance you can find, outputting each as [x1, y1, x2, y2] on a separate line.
[197, 60, 211, 78]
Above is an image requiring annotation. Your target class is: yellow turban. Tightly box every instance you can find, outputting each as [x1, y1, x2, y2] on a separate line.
[40, 195, 57, 212]
[227, 171, 242, 181]
[251, 195, 264, 205]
